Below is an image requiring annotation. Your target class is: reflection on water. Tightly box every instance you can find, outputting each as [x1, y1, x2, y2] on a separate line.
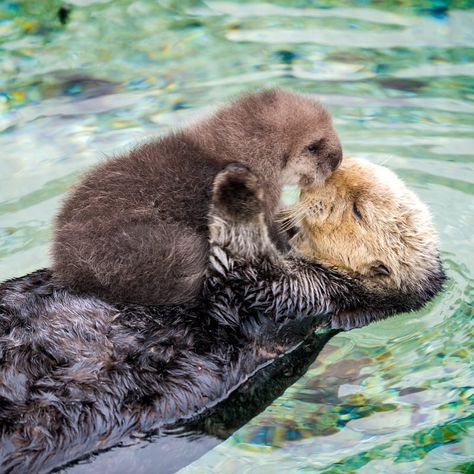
[0, 0, 473, 472]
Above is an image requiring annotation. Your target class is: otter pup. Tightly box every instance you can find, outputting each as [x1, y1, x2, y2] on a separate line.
[51, 89, 342, 305]
[0, 162, 444, 473]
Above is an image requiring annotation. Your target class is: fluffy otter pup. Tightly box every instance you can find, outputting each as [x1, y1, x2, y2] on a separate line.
[52, 89, 342, 305]
[0, 162, 444, 473]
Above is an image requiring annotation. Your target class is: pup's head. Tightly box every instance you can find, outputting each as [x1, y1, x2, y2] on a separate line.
[285, 157, 444, 298]
[215, 89, 343, 187]
[265, 89, 343, 188]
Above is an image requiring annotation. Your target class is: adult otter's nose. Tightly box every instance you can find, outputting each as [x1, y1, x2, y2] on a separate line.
[328, 147, 343, 171]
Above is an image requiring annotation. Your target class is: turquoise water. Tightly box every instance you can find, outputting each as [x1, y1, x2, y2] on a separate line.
[0, 1, 473, 472]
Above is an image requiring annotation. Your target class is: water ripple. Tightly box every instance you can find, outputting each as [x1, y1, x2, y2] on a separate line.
[0, 1, 472, 473]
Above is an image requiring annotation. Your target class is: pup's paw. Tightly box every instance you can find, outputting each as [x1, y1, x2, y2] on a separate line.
[212, 163, 264, 222]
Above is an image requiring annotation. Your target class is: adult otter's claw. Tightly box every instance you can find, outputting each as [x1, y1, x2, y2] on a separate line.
[211, 163, 264, 223]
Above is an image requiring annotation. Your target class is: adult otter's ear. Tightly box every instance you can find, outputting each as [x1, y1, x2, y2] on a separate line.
[369, 261, 391, 277]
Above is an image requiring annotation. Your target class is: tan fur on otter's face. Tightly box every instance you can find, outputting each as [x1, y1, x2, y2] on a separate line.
[286, 158, 440, 294]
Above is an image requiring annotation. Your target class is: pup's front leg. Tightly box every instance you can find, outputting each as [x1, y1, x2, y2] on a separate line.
[208, 163, 281, 264]
[206, 164, 333, 331]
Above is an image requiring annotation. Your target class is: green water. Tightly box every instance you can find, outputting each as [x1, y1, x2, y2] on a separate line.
[1, 1, 473, 472]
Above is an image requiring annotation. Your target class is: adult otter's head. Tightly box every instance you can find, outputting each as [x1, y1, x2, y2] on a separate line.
[285, 158, 445, 324]
[193, 89, 343, 188]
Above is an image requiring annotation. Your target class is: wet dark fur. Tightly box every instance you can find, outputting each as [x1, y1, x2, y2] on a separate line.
[0, 166, 445, 473]
[52, 89, 343, 305]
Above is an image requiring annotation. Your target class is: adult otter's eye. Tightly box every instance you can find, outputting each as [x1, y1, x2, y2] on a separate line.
[352, 202, 363, 220]
[306, 139, 324, 154]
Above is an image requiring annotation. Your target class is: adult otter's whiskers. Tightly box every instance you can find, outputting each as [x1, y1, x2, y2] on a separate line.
[276, 196, 312, 232]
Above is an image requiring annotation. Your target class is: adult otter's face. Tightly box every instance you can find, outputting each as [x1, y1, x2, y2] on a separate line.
[287, 158, 441, 294]
[276, 93, 343, 188]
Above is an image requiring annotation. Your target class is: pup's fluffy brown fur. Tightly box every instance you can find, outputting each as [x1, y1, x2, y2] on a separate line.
[52, 89, 342, 305]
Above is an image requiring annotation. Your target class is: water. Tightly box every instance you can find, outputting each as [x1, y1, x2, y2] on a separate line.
[0, 0, 473, 472]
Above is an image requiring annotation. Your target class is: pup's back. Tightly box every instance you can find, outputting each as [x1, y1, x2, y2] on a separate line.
[53, 133, 220, 304]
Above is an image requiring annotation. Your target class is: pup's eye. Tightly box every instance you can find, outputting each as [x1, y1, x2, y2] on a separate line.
[306, 140, 324, 154]
[352, 202, 363, 220]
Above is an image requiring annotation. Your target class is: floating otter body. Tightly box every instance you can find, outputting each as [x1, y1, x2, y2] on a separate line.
[51, 89, 342, 305]
[0, 161, 444, 472]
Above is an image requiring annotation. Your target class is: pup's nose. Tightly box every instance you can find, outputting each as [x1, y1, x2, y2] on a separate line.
[329, 147, 343, 171]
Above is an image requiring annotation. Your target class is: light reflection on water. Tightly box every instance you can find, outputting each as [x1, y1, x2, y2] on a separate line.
[0, 1, 473, 473]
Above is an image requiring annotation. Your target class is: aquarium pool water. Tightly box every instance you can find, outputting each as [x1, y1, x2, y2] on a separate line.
[0, 1, 473, 473]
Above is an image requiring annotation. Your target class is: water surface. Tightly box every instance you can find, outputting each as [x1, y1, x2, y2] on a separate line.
[0, 1, 473, 472]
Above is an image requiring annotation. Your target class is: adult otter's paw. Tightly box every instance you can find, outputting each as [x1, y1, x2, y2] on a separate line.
[211, 163, 264, 223]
